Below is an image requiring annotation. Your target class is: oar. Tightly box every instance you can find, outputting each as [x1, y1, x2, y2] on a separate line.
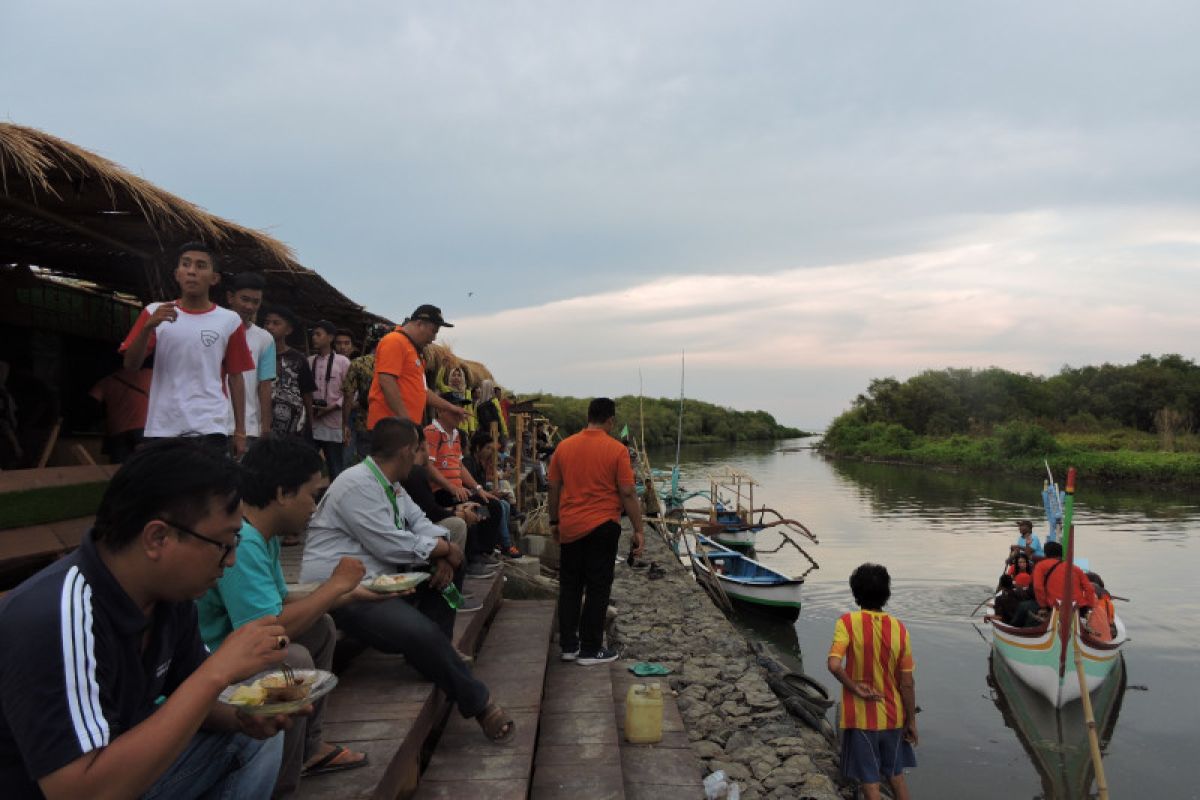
[1072, 617, 1110, 799]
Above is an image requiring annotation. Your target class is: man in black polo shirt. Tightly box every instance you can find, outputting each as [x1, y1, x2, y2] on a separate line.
[0, 440, 297, 799]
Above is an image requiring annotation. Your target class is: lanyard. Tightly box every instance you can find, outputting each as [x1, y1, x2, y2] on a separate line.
[364, 457, 402, 529]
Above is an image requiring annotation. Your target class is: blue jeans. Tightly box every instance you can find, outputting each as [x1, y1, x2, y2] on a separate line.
[142, 729, 283, 800]
[497, 498, 513, 548]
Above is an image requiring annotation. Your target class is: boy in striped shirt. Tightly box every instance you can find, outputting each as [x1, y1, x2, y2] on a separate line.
[827, 563, 918, 800]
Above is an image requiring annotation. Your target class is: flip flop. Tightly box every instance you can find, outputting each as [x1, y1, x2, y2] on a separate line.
[477, 702, 516, 743]
[301, 744, 369, 776]
[629, 661, 672, 676]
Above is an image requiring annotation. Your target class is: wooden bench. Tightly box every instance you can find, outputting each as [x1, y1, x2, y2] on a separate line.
[415, 599, 556, 799]
[611, 660, 705, 800]
[531, 647, 626, 799]
[303, 569, 506, 800]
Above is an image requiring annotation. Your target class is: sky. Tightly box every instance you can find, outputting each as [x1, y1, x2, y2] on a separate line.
[3, 1, 1199, 429]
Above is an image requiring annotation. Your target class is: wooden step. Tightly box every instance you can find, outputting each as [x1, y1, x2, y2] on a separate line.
[611, 660, 706, 800]
[530, 654, 626, 800]
[302, 570, 505, 800]
[414, 599, 556, 800]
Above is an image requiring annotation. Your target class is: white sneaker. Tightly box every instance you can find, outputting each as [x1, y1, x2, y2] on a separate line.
[560, 648, 580, 662]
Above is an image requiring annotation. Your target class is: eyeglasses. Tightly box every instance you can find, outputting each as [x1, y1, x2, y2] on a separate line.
[163, 519, 241, 566]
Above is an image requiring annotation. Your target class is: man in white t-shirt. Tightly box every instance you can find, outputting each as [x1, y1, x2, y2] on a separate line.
[224, 272, 276, 441]
[309, 320, 350, 477]
[121, 242, 255, 457]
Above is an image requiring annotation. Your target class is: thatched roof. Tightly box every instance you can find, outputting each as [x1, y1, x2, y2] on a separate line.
[424, 343, 495, 389]
[0, 123, 388, 335]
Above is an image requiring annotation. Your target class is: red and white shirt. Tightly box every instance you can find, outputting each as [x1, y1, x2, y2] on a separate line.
[120, 302, 253, 437]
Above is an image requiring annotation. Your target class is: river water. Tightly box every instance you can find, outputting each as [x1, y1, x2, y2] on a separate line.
[653, 439, 1198, 799]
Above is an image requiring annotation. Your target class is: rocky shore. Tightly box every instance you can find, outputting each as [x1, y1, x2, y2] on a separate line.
[606, 525, 848, 800]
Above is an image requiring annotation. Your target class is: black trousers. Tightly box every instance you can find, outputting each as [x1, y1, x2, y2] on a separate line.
[557, 520, 621, 653]
[331, 585, 489, 717]
[434, 489, 502, 557]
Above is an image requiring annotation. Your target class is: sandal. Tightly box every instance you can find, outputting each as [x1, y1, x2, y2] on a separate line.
[301, 744, 369, 776]
[477, 702, 516, 743]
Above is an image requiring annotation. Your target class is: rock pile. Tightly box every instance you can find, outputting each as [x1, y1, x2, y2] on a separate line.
[608, 527, 848, 800]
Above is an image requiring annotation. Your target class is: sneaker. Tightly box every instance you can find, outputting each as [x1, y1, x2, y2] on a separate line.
[503, 545, 523, 559]
[476, 553, 501, 566]
[456, 596, 483, 613]
[576, 647, 619, 666]
[560, 647, 580, 662]
[466, 561, 498, 578]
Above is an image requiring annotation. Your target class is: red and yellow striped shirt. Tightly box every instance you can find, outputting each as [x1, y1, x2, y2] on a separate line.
[828, 610, 915, 730]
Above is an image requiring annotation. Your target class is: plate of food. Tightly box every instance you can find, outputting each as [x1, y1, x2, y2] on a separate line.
[366, 572, 430, 594]
[221, 668, 337, 715]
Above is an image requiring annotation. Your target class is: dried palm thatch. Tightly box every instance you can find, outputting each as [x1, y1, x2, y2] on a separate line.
[424, 343, 495, 390]
[0, 123, 390, 337]
[0, 123, 294, 266]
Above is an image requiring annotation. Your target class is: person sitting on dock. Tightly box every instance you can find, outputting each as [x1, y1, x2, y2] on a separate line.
[548, 397, 644, 666]
[400, 435, 486, 588]
[1014, 519, 1044, 558]
[425, 394, 503, 571]
[0, 439, 294, 799]
[196, 437, 372, 795]
[1031, 541, 1097, 612]
[299, 418, 515, 742]
[826, 563, 917, 800]
[464, 431, 522, 559]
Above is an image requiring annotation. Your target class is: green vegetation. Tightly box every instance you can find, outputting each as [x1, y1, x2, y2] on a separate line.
[820, 355, 1200, 484]
[0, 482, 109, 530]
[521, 394, 809, 445]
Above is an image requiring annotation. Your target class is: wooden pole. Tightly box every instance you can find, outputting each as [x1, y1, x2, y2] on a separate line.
[36, 417, 63, 468]
[1072, 621, 1110, 799]
[513, 413, 525, 512]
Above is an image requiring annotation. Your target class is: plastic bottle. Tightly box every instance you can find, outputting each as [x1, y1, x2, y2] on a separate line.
[624, 682, 663, 744]
[441, 583, 464, 609]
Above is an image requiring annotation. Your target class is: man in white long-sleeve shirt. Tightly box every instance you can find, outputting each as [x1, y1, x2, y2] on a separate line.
[299, 418, 514, 742]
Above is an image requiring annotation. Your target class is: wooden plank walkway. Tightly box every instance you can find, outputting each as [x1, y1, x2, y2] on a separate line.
[531, 655, 626, 800]
[611, 660, 706, 800]
[303, 569, 505, 800]
[415, 599, 556, 800]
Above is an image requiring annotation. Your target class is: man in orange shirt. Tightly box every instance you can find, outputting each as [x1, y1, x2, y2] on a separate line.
[827, 563, 917, 800]
[1031, 541, 1097, 610]
[366, 305, 467, 429]
[547, 398, 644, 666]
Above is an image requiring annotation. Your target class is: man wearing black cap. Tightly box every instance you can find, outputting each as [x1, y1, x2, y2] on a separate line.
[310, 320, 351, 478]
[367, 305, 468, 429]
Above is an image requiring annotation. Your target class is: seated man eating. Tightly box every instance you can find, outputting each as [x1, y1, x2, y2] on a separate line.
[197, 437, 373, 796]
[0, 440, 295, 800]
[300, 417, 514, 742]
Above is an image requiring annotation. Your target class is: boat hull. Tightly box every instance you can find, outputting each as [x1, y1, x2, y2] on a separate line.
[991, 607, 1125, 707]
[691, 535, 803, 621]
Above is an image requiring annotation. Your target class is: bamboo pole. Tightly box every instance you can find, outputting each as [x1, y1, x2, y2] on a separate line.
[1072, 620, 1110, 799]
[513, 413, 525, 511]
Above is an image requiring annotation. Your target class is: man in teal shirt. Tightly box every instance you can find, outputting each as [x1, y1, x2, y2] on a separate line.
[197, 438, 382, 797]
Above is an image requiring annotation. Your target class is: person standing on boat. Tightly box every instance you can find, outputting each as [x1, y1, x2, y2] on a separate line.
[1014, 519, 1044, 558]
[548, 397, 644, 666]
[827, 563, 917, 800]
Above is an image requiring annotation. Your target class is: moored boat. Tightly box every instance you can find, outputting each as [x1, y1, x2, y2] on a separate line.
[690, 534, 804, 620]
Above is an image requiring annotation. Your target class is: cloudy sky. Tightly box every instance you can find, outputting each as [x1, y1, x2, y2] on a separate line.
[4, 2, 1199, 428]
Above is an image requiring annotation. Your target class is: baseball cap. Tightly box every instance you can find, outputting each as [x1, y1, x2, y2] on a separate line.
[410, 304, 453, 328]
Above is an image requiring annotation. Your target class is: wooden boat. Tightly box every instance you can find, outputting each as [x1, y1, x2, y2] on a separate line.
[991, 468, 1128, 707]
[991, 606, 1126, 707]
[989, 650, 1126, 798]
[690, 534, 804, 620]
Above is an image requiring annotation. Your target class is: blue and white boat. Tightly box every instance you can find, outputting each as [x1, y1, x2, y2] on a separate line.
[691, 534, 805, 620]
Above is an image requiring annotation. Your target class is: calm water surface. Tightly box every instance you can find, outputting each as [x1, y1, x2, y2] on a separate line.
[653, 439, 1199, 799]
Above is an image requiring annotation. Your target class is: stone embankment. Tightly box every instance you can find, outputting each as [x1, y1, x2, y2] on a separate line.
[606, 526, 847, 800]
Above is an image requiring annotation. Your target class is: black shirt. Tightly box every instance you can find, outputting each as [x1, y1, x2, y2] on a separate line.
[0, 533, 209, 798]
[401, 463, 453, 523]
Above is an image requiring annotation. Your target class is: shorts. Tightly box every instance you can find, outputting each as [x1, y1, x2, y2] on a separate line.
[839, 727, 917, 784]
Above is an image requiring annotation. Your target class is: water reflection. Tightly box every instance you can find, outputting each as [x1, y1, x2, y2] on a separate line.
[648, 440, 1198, 799]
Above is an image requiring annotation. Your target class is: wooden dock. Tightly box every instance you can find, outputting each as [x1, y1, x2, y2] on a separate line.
[279, 543, 705, 799]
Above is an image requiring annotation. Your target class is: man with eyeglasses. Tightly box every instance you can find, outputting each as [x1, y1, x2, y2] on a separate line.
[0, 440, 299, 799]
[366, 304, 468, 429]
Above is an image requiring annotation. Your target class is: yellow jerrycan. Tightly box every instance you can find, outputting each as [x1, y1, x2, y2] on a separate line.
[624, 682, 664, 744]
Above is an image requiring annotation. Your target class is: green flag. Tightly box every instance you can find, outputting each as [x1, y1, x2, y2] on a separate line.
[620, 424, 629, 439]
